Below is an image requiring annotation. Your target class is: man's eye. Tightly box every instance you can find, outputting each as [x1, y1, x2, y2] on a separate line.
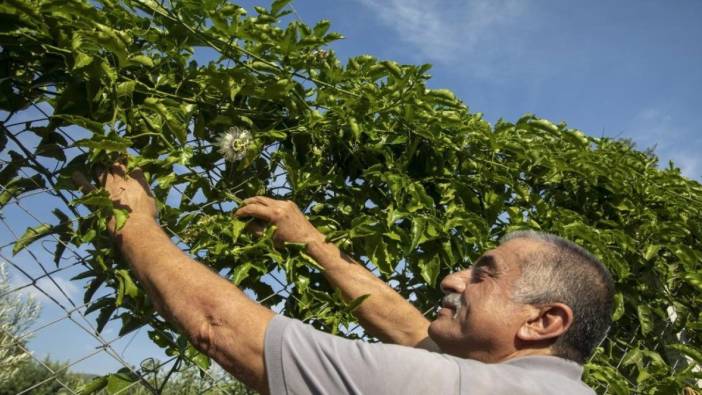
[471, 268, 485, 282]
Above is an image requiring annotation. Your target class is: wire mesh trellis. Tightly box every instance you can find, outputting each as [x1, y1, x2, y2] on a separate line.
[0, 91, 346, 393]
[0, 130, 696, 395]
[1, 2, 700, 395]
[0, 139, 256, 394]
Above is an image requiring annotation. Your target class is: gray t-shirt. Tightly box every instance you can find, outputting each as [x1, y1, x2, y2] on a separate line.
[264, 315, 596, 394]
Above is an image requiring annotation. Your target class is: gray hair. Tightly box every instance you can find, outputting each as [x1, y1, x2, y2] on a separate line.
[500, 230, 615, 364]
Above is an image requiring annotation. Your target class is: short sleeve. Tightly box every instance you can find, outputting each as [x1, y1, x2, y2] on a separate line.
[264, 315, 460, 395]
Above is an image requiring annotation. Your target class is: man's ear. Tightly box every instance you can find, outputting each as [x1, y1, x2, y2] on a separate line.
[517, 303, 573, 342]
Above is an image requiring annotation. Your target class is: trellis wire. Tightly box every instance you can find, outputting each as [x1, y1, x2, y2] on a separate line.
[1, 114, 689, 395]
[0, 4, 696, 395]
[0, 140, 691, 395]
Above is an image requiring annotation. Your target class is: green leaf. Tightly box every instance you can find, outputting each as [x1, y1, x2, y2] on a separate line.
[323, 32, 343, 41]
[349, 117, 361, 140]
[637, 305, 654, 335]
[584, 363, 630, 395]
[381, 60, 402, 78]
[612, 292, 625, 321]
[368, 235, 392, 275]
[75, 134, 133, 154]
[13, 223, 52, 255]
[410, 216, 426, 251]
[118, 313, 144, 336]
[73, 52, 94, 70]
[427, 88, 456, 101]
[83, 277, 104, 304]
[0, 175, 46, 208]
[116, 80, 136, 97]
[186, 343, 211, 371]
[53, 230, 70, 266]
[313, 19, 331, 37]
[418, 256, 440, 286]
[148, 329, 174, 349]
[76, 376, 108, 395]
[112, 208, 129, 231]
[528, 118, 559, 133]
[299, 251, 324, 271]
[674, 245, 698, 267]
[621, 347, 643, 367]
[115, 269, 138, 306]
[128, 54, 154, 67]
[684, 272, 702, 292]
[227, 220, 247, 246]
[93, 23, 129, 67]
[72, 189, 114, 209]
[95, 303, 116, 333]
[407, 183, 434, 212]
[642, 244, 661, 260]
[667, 343, 702, 365]
[344, 293, 370, 312]
[251, 60, 279, 73]
[231, 262, 253, 285]
[271, 0, 292, 15]
[106, 369, 138, 394]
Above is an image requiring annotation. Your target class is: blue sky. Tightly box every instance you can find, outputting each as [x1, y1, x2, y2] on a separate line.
[4, 0, 701, 377]
[298, 0, 702, 178]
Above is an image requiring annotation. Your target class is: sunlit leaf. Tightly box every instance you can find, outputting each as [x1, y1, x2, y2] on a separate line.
[13, 223, 53, 255]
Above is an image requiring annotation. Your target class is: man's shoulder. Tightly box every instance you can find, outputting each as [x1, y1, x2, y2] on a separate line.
[449, 355, 595, 395]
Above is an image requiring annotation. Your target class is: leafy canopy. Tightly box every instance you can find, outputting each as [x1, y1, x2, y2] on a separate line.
[1, 0, 701, 393]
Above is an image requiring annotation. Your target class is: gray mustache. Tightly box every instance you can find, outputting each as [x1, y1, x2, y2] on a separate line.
[442, 293, 465, 309]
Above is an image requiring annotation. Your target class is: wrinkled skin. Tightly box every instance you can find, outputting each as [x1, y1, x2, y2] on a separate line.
[429, 238, 566, 362]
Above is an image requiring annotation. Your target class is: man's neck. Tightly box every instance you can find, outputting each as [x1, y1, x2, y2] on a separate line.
[497, 348, 555, 363]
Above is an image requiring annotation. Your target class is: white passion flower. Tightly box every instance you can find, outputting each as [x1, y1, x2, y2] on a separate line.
[217, 127, 252, 162]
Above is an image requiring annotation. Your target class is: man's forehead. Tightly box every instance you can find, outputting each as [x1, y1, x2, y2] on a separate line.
[480, 238, 547, 269]
[473, 254, 498, 269]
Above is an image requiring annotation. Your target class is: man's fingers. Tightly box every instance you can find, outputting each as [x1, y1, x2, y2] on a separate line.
[244, 219, 267, 236]
[243, 196, 277, 206]
[71, 171, 96, 193]
[109, 162, 128, 178]
[234, 204, 273, 221]
[96, 166, 109, 187]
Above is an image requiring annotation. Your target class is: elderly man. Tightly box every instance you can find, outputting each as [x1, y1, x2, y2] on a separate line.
[80, 164, 614, 394]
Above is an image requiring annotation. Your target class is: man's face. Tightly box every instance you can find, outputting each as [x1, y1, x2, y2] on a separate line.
[428, 238, 540, 362]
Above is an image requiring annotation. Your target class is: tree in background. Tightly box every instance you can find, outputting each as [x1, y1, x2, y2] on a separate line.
[1, 0, 701, 393]
[0, 356, 92, 395]
[0, 260, 40, 385]
[76, 358, 256, 394]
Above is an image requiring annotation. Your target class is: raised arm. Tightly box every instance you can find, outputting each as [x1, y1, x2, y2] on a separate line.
[235, 197, 436, 349]
[76, 165, 274, 394]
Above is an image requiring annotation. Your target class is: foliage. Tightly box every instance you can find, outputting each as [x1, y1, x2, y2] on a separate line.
[81, 361, 254, 394]
[0, 260, 40, 384]
[0, 355, 252, 395]
[1, 0, 701, 393]
[0, 356, 90, 395]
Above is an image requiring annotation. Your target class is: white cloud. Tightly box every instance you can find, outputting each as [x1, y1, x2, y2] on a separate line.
[356, 0, 527, 72]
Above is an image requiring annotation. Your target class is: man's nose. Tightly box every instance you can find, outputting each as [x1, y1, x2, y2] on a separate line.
[439, 269, 469, 294]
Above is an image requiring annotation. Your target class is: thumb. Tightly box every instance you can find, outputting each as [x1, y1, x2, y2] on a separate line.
[72, 171, 96, 194]
[244, 218, 268, 237]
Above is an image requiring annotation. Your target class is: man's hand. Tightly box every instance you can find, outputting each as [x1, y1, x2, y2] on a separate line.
[73, 163, 157, 233]
[234, 196, 325, 246]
